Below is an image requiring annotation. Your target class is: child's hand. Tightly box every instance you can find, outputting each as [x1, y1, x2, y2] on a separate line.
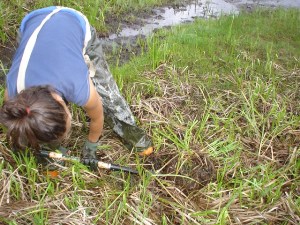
[82, 140, 98, 159]
[81, 140, 98, 170]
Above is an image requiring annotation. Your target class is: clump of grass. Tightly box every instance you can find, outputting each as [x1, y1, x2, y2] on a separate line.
[113, 8, 300, 224]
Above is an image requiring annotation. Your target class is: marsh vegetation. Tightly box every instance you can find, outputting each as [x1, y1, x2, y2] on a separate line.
[0, 0, 299, 224]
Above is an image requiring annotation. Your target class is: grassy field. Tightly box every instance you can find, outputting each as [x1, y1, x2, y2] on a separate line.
[0, 1, 300, 225]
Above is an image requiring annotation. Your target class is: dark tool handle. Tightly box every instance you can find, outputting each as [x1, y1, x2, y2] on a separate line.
[110, 163, 139, 174]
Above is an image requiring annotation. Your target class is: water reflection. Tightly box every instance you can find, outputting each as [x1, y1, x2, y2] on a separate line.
[108, 0, 238, 40]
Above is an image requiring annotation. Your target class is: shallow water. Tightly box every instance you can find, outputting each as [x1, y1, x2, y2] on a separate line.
[108, 0, 300, 40]
[108, 0, 238, 40]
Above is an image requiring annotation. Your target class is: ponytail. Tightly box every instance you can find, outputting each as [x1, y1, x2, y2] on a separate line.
[0, 85, 68, 150]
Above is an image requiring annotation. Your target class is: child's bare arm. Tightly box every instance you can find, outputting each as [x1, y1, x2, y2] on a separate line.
[83, 79, 104, 143]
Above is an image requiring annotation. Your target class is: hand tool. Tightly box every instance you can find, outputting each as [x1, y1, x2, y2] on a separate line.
[38, 150, 139, 174]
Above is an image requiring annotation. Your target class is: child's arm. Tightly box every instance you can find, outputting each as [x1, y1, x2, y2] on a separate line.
[83, 79, 104, 143]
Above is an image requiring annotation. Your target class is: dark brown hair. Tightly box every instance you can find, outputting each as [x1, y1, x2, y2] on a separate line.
[0, 85, 68, 150]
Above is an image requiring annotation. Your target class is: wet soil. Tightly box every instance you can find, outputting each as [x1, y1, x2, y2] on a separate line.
[144, 151, 216, 193]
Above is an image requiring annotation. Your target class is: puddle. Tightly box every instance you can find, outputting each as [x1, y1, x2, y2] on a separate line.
[108, 0, 238, 40]
[106, 0, 300, 41]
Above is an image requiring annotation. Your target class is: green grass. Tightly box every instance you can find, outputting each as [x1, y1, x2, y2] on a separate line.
[0, 5, 300, 225]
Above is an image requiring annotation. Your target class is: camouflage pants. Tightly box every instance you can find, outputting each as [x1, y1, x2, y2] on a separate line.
[84, 27, 152, 152]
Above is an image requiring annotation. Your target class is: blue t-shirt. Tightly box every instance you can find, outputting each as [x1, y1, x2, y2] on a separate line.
[6, 7, 90, 106]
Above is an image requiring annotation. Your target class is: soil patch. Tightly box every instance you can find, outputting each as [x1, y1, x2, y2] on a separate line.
[144, 151, 216, 193]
